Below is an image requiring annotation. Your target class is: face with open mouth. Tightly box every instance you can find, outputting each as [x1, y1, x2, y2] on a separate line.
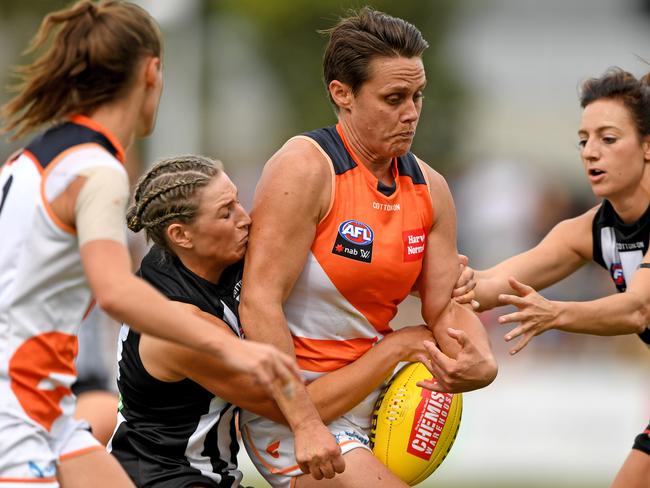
[578, 98, 649, 199]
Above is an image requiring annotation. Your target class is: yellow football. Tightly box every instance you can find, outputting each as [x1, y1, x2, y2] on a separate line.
[370, 362, 462, 486]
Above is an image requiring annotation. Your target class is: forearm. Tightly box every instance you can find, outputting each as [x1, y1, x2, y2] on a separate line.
[429, 303, 497, 389]
[555, 293, 649, 336]
[239, 295, 296, 355]
[103, 275, 235, 357]
[307, 337, 404, 424]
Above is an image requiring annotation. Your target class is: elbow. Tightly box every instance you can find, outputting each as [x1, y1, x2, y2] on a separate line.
[482, 356, 499, 388]
[634, 308, 650, 335]
[94, 287, 126, 320]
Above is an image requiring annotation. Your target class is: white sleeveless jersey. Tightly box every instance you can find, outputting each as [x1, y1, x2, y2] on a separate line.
[0, 115, 126, 435]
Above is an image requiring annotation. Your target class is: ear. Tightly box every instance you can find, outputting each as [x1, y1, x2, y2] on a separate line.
[328, 80, 353, 111]
[643, 135, 650, 162]
[166, 222, 193, 250]
[143, 56, 161, 88]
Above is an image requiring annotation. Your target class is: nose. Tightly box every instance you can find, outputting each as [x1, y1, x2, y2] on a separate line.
[236, 205, 252, 228]
[581, 138, 599, 161]
[401, 99, 420, 124]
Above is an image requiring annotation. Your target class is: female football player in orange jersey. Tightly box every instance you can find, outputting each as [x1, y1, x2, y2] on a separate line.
[470, 68, 650, 488]
[109, 154, 443, 487]
[238, 7, 498, 488]
[0, 2, 306, 486]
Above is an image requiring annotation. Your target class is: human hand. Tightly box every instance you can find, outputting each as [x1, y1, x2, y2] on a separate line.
[384, 325, 435, 362]
[452, 255, 479, 310]
[415, 328, 497, 393]
[224, 339, 302, 398]
[497, 276, 559, 355]
[293, 419, 345, 480]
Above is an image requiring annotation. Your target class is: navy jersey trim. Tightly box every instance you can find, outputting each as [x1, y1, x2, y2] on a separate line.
[303, 126, 356, 175]
[25, 121, 119, 170]
[396, 152, 427, 185]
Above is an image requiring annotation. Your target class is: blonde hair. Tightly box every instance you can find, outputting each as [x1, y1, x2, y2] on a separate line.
[127, 155, 223, 254]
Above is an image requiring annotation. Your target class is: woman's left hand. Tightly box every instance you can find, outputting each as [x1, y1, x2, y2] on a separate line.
[497, 276, 560, 355]
[452, 254, 479, 310]
[416, 327, 498, 393]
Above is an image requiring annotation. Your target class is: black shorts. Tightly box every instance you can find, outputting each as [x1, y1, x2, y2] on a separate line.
[632, 421, 650, 455]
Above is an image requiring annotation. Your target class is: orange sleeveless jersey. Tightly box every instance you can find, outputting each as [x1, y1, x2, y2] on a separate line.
[284, 125, 434, 374]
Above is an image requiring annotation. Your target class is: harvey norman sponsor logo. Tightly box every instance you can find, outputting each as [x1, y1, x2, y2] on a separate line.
[407, 389, 453, 461]
[403, 228, 426, 262]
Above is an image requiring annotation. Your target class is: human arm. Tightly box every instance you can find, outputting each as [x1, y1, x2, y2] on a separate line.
[451, 254, 479, 309]
[52, 170, 299, 395]
[416, 165, 497, 393]
[496, 253, 650, 354]
[145, 307, 434, 425]
[473, 209, 595, 311]
[238, 138, 344, 478]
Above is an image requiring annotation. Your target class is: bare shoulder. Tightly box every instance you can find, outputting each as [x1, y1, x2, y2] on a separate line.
[546, 205, 599, 259]
[261, 136, 332, 187]
[254, 135, 333, 221]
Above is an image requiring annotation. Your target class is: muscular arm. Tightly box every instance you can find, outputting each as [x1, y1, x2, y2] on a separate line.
[237, 138, 344, 477]
[474, 209, 595, 311]
[146, 305, 434, 425]
[240, 139, 331, 353]
[416, 164, 497, 392]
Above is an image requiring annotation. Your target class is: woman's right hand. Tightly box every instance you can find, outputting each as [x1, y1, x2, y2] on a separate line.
[221, 339, 302, 398]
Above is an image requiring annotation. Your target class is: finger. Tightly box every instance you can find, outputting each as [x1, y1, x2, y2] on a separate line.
[509, 333, 534, 355]
[498, 311, 526, 325]
[417, 352, 444, 382]
[503, 325, 525, 341]
[318, 461, 335, 480]
[309, 465, 324, 481]
[458, 254, 469, 266]
[446, 328, 470, 349]
[333, 453, 345, 474]
[298, 461, 310, 475]
[416, 379, 442, 392]
[471, 299, 480, 310]
[507, 276, 535, 295]
[498, 293, 528, 307]
[451, 284, 470, 297]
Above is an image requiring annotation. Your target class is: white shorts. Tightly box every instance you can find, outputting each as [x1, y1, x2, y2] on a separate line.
[240, 384, 383, 488]
[0, 411, 102, 487]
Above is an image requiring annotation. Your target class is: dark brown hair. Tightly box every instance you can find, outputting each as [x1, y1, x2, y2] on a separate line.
[1, 0, 162, 139]
[321, 7, 429, 108]
[127, 155, 223, 255]
[580, 68, 650, 137]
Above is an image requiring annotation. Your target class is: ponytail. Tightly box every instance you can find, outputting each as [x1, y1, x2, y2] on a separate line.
[1, 0, 162, 139]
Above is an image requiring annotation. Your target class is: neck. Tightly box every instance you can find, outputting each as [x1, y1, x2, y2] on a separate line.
[609, 175, 650, 223]
[178, 253, 224, 284]
[338, 121, 394, 185]
[87, 96, 140, 154]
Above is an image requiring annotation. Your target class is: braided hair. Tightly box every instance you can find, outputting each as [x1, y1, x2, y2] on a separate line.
[127, 154, 223, 254]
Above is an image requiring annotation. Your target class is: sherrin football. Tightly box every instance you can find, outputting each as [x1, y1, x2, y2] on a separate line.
[370, 362, 462, 486]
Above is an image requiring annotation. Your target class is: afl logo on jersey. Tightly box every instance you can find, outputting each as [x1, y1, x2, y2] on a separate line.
[338, 220, 374, 246]
[332, 219, 374, 263]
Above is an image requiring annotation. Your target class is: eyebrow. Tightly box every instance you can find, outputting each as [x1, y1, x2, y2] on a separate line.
[578, 125, 620, 136]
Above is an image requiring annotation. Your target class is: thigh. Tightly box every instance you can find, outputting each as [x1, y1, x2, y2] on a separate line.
[57, 450, 134, 488]
[295, 448, 407, 488]
[611, 449, 650, 488]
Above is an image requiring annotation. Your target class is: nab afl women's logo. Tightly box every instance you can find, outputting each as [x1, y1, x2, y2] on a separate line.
[338, 220, 374, 245]
[332, 219, 374, 263]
